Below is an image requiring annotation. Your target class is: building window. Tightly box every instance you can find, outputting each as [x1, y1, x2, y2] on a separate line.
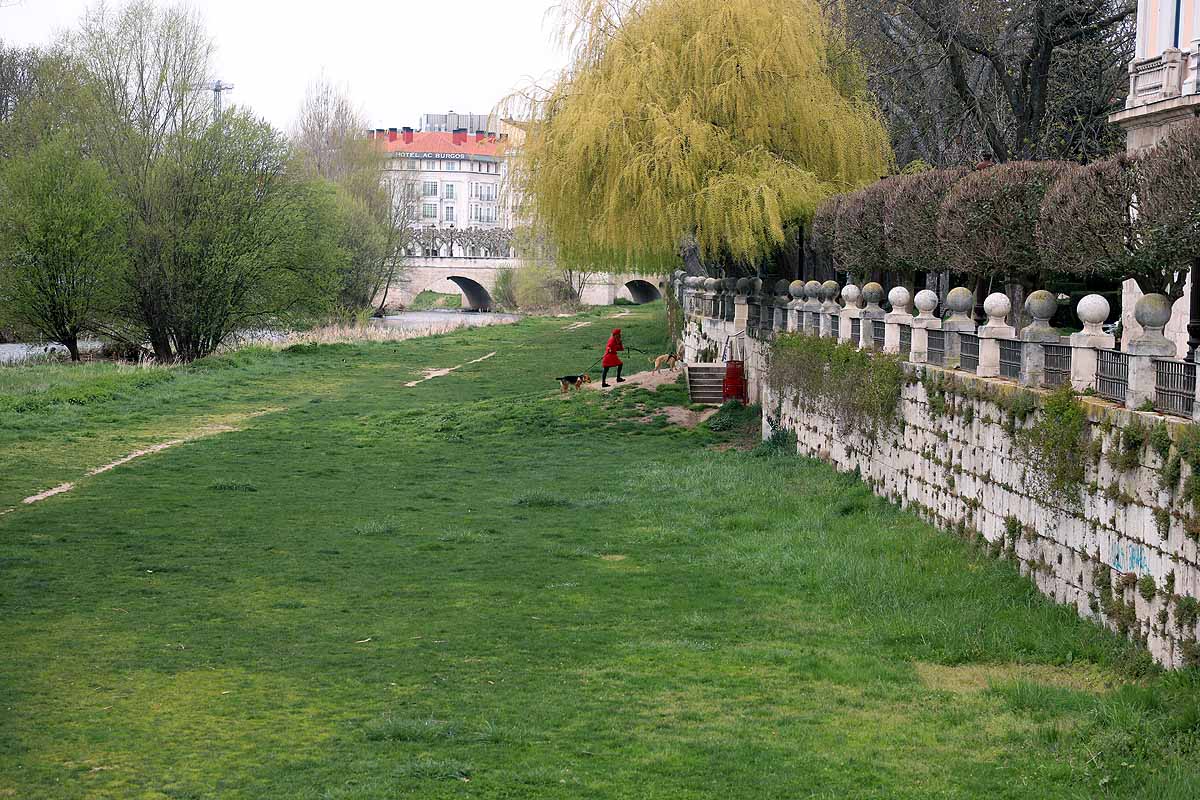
[422, 181, 437, 197]
[422, 203, 436, 218]
[443, 184, 456, 200]
[444, 206, 455, 223]
[471, 183, 497, 202]
[446, 161, 457, 171]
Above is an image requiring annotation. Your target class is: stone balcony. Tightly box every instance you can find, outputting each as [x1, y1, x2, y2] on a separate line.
[1113, 48, 1200, 151]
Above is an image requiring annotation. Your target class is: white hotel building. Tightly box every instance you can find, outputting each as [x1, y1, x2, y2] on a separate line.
[369, 124, 516, 257]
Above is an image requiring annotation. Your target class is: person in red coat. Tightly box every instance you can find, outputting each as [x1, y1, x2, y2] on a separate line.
[601, 328, 625, 387]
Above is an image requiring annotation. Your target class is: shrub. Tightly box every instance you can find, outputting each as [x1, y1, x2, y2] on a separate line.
[1136, 119, 1200, 299]
[938, 160, 1070, 291]
[881, 168, 968, 279]
[1036, 155, 1161, 291]
[512, 262, 578, 310]
[833, 183, 887, 283]
[1108, 421, 1147, 472]
[492, 268, 518, 310]
[767, 333, 904, 435]
[809, 195, 841, 275]
[1019, 384, 1088, 507]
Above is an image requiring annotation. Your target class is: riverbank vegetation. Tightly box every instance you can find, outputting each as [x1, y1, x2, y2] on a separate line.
[2, 305, 1199, 799]
[0, 3, 415, 363]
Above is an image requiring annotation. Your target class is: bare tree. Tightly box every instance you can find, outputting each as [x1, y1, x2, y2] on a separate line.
[292, 76, 417, 312]
[0, 41, 39, 125]
[831, 0, 1135, 166]
[291, 75, 378, 193]
[371, 169, 420, 313]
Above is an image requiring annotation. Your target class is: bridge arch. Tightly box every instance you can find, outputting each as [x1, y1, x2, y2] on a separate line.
[624, 279, 662, 304]
[447, 275, 493, 311]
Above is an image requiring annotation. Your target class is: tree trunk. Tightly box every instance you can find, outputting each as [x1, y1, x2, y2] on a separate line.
[64, 335, 80, 362]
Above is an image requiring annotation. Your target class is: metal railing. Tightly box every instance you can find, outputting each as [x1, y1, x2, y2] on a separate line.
[1043, 344, 1072, 388]
[899, 325, 912, 359]
[999, 339, 1023, 380]
[1154, 358, 1196, 418]
[1096, 349, 1128, 404]
[927, 330, 945, 366]
[871, 319, 885, 351]
[851, 317, 861, 345]
[959, 333, 979, 373]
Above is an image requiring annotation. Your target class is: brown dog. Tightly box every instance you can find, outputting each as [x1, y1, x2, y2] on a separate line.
[557, 373, 593, 393]
[651, 351, 682, 372]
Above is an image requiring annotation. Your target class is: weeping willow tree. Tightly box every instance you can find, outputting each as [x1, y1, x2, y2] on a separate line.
[507, 0, 893, 274]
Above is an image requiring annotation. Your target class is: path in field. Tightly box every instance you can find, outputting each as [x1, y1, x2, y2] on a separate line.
[403, 351, 497, 387]
[9, 408, 283, 513]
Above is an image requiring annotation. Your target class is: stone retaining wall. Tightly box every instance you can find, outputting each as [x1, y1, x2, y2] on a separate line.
[683, 317, 1200, 668]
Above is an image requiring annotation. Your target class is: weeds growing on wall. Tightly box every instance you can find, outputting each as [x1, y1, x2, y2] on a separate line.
[766, 333, 904, 435]
[1019, 384, 1089, 508]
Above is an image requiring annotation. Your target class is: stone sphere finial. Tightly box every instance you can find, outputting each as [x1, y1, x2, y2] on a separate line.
[1076, 294, 1110, 335]
[862, 282, 884, 308]
[979, 292, 1008, 323]
[804, 280, 822, 302]
[774, 278, 791, 296]
[821, 280, 840, 304]
[702, 277, 717, 292]
[1024, 290, 1057, 328]
[749, 277, 763, 295]
[983, 292, 1010, 327]
[1134, 293, 1172, 331]
[888, 286, 912, 315]
[841, 284, 862, 308]
[1130, 293, 1176, 355]
[946, 287, 974, 318]
[735, 277, 750, 295]
[914, 289, 938, 319]
[724, 277, 738, 293]
[789, 280, 805, 299]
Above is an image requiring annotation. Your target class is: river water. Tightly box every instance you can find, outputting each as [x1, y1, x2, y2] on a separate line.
[370, 310, 522, 330]
[0, 341, 103, 365]
[0, 312, 521, 366]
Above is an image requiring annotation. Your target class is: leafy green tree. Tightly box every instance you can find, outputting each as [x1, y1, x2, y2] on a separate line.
[128, 111, 341, 361]
[0, 135, 127, 360]
[511, 0, 893, 274]
[330, 185, 387, 310]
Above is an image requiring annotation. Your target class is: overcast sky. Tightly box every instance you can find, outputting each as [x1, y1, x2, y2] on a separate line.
[2, 0, 567, 131]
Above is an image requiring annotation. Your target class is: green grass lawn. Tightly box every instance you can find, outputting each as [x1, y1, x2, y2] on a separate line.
[1, 305, 1198, 799]
[407, 290, 463, 310]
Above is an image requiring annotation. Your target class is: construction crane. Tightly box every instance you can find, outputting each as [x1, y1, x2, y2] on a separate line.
[202, 80, 234, 122]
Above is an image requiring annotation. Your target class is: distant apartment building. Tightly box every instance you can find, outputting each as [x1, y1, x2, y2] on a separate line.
[368, 118, 517, 258]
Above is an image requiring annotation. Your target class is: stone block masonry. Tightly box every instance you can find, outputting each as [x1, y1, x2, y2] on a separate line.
[679, 296, 1200, 668]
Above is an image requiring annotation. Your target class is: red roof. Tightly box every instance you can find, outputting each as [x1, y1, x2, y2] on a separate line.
[381, 131, 502, 157]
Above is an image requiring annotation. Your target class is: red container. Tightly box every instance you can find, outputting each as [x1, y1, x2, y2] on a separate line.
[722, 360, 748, 404]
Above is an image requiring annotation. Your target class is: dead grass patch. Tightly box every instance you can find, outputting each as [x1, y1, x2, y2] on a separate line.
[914, 661, 1114, 694]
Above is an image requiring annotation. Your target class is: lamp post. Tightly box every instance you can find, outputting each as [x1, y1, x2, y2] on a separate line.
[1189, 257, 1200, 362]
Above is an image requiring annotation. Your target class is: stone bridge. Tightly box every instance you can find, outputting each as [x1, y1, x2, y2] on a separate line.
[379, 257, 666, 310]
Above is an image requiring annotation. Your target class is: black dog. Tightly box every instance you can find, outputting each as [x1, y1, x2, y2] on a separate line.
[556, 374, 593, 393]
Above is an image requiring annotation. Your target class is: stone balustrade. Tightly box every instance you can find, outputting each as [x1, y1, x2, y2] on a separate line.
[675, 275, 1200, 421]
